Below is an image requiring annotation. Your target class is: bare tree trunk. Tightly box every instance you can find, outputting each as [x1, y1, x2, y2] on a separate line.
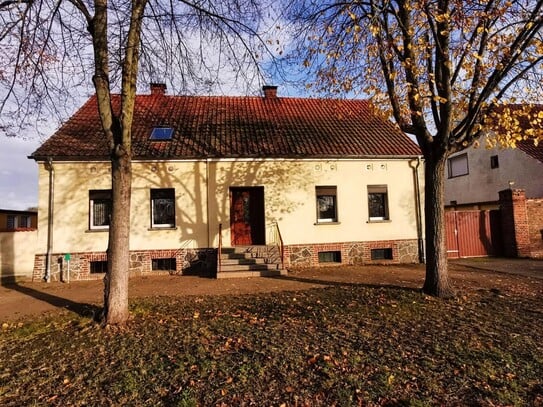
[422, 154, 454, 298]
[103, 148, 132, 324]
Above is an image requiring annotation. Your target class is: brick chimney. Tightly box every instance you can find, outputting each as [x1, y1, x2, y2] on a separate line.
[150, 83, 166, 96]
[263, 85, 278, 99]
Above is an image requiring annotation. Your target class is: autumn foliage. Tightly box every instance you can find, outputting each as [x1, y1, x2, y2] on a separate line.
[288, 0, 543, 297]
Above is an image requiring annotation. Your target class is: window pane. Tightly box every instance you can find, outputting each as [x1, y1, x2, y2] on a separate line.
[318, 251, 341, 263]
[316, 186, 337, 222]
[317, 195, 336, 220]
[19, 215, 30, 228]
[6, 215, 15, 229]
[369, 193, 386, 218]
[448, 154, 468, 177]
[89, 190, 111, 229]
[93, 200, 111, 226]
[150, 127, 174, 140]
[371, 248, 393, 260]
[152, 189, 175, 226]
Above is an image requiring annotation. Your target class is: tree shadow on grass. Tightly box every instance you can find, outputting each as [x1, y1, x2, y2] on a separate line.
[3, 282, 102, 320]
[265, 274, 422, 293]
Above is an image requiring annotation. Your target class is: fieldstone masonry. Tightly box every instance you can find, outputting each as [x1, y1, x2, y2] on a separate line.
[285, 239, 419, 268]
[32, 248, 216, 281]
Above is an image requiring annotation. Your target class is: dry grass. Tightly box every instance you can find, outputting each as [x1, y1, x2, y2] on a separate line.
[1, 282, 542, 406]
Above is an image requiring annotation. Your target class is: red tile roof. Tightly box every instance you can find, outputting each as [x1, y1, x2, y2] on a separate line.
[31, 92, 421, 160]
[517, 139, 543, 163]
[490, 104, 543, 164]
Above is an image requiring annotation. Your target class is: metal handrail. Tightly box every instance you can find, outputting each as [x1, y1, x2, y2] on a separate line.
[275, 222, 285, 270]
[266, 222, 284, 270]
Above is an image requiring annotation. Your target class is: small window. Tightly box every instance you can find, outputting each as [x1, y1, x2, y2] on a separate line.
[19, 215, 31, 228]
[90, 260, 108, 274]
[151, 188, 175, 227]
[6, 215, 16, 230]
[318, 251, 341, 263]
[448, 153, 469, 178]
[371, 248, 393, 260]
[152, 258, 176, 271]
[368, 185, 389, 221]
[89, 190, 112, 230]
[150, 127, 174, 140]
[490, 155, 499, 169]
[316, 186, 338, 223]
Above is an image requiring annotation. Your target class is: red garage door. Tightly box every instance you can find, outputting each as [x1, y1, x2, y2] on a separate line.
[446, 210, 502, 258]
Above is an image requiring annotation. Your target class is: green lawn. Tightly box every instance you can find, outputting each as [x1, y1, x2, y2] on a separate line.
[1, 285, 542, 406]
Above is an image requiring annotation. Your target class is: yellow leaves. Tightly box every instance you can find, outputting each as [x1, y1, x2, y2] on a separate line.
[433, 95, 448, 104]
[435, 13, 450, 23]
[387, 373, 395, 386]
[370, 23, 380, 36]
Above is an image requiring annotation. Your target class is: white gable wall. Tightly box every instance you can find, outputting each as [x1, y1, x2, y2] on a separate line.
[445, 145, 543, 206]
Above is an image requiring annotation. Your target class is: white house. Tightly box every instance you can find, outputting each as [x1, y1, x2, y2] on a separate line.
[30, 84, 424, 280]
[445, 138, 543, 210]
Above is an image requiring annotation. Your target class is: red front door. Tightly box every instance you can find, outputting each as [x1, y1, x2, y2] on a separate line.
[230, 187, 265, 246]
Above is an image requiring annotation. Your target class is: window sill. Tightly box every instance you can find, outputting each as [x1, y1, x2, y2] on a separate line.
[314, 221, 341, 225]
[367, 219, 391, 223]
[148, 226, 177, 231]
[86, 228, 109, 233]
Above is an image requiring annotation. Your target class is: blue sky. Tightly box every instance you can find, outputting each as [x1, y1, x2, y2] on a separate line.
[1, 135, 40, 210]
[0, 83, 302, 211]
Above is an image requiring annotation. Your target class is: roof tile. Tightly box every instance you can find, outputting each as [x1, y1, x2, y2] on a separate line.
[32, 93, 421, 160]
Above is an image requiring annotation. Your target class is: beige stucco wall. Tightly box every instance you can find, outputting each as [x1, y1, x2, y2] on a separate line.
[445, 146, 543, 206]
[0, 230, 38, 278]
[36, 158, 424, 254]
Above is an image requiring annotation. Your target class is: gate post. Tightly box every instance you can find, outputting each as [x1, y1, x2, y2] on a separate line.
[499, 188, 530, 258]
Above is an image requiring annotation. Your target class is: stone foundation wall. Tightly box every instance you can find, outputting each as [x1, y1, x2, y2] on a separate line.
[284, 239, 419, 268]
[32, 248, 217, 281]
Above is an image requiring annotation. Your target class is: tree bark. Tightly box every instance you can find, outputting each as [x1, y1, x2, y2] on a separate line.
[103, 148, 132, 325]
[422, 153, 455, 298]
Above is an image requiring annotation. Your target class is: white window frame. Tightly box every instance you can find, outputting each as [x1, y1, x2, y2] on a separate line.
[448, 153, 469, 178]
[316, 186, 338, 223]
[368, 185, 389, 221]
[89, 190, 112, 230]
[151, 188, 176, 228]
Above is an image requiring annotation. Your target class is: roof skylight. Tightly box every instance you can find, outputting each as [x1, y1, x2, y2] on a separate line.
[150, 127, 174, 140]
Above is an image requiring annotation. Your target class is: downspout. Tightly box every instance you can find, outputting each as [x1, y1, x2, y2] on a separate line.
[205, 158, 211, 248]
[410, 156, 425, 264]
[45, 157, 54, 282]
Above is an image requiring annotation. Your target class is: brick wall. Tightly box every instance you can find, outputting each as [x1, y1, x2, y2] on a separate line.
[526, 198, 543, 258]
[32, 248, 217, 281]
[285, 239, 419, 268]
[499, 189, 543, 258]
[499, 189, 531, 257]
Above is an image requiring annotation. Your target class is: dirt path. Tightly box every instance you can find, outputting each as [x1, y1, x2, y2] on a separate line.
[1, 263, 541, 322]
